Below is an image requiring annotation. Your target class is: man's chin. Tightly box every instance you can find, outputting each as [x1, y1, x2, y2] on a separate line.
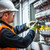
[10, 20, 14, 23]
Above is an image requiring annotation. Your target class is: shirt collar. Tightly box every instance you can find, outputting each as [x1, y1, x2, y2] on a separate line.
[0, 20, 12, 29]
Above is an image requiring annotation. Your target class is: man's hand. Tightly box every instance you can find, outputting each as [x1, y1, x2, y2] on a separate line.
[26, 21, 35, 28]
[30, 21, 38, 31]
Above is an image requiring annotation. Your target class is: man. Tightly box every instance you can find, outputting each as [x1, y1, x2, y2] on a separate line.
[0, 0, 38, 50]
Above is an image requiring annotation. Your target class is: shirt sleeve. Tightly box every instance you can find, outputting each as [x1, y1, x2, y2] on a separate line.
[1, 28, 35, 48]
[13, 23, 29, 34]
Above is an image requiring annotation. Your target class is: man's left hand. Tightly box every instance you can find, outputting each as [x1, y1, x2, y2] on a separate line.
[26, 21, 35, 28]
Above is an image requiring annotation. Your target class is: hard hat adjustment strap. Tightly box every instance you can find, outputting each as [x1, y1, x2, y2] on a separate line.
[0, 12, 4, 19]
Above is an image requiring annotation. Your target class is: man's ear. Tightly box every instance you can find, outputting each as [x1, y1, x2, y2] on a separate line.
[3, 13, 8, 18]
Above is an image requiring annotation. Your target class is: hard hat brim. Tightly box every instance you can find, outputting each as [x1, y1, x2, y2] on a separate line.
[0, 9, 18, 12]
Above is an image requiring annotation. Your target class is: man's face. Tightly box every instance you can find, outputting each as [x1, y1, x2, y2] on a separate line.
[1, 11, 15, 24]
[7, 12, 15, 23]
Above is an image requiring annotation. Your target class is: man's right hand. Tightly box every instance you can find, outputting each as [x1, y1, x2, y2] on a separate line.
[30, 21, 38, 31]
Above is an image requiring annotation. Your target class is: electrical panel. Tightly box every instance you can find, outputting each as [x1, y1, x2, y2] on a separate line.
[33, 0, 50, 44]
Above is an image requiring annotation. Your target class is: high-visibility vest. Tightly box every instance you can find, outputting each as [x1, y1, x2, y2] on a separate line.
[0, 25, 17, 50]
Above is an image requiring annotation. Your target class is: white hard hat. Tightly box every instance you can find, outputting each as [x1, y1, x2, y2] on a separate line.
[0, 0, 18, 12]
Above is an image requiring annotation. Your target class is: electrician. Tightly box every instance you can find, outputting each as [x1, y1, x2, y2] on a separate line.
[0, 0, 38, 50]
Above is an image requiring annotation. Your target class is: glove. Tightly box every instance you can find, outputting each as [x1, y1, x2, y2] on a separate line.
[26, 21, 35, 28]
[30, 21, 38, 31]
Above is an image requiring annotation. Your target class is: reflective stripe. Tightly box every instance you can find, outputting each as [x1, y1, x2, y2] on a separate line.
[0, 25, 16, 34]
[0, 48, 16, 50]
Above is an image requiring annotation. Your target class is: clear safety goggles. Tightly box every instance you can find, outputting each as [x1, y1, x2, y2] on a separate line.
[12, 12, 16, 15]
[4, 11, 16, 15]
[0, 11, 16, 18]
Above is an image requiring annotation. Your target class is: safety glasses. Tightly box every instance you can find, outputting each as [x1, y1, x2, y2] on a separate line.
[4, 11, 16, 15]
